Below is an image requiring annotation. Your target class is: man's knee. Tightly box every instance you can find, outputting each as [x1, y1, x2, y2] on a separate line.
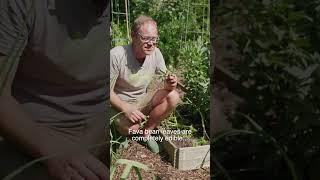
[166, 90, 180, 108]
[116, 120, 140, 136]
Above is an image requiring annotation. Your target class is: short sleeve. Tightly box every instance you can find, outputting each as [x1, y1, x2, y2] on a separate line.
[110, 48, 120, 90]
[155, 48, 167, 75]
[0, 0, 32, 92]
[0, 0, 32, 55]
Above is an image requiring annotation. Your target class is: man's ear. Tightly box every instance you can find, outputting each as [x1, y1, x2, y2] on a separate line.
[131, 31, 135, 39]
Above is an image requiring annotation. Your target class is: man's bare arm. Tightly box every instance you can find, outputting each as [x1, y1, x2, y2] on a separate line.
[110, 75, 134, 112]
[110, 87, 145, 123]
[110, 90, 131, 112]
[0, 53, 76, 157]
[0, 54, 108, 179]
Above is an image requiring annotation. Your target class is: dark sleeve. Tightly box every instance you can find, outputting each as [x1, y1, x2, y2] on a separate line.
[110, 49, 119, 90]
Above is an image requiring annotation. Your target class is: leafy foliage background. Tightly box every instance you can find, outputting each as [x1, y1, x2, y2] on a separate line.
[213, 0, 320, 179]
[111, 0, 210, 141]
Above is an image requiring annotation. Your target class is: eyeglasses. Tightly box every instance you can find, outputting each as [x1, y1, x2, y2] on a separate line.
[136, 32, 159, 43]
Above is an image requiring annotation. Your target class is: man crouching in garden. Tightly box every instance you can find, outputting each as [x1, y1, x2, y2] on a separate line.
[110, 15, 180, 153]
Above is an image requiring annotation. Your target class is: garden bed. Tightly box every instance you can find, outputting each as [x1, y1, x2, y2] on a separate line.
[112, 140, 210, 179]
[158, 127, 210, 171]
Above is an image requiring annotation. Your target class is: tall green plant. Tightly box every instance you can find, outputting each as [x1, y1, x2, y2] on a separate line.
[177, 38, 210, 137]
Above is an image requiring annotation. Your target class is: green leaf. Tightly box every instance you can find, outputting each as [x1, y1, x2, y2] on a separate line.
[116, 159, 150, 171]
[133, 167, 143, 180]
[120, 164, 133, 180]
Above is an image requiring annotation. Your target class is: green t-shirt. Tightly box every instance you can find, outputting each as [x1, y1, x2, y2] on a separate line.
[0, 0, 109, 127]
[110, 44, 167, 102]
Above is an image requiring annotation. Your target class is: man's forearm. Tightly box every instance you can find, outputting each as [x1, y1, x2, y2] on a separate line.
[0, 54, 81, 159]
[0, 94, 79, 158]
[110, 75, 131, 112]
[110, 91, 132, 112]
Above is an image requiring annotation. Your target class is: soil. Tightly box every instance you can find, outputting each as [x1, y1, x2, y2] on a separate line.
[170, 136, 194, 148]
[156, 127, 207, 148]
[112, 140, 210, 180]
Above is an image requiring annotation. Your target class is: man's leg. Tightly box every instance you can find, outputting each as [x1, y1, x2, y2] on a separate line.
[115, 89, 180, 136]
[82, 113, 110, 166]
[0, 139, 50, 180]
[142, 89, 180, 136]
[113, 90, 179, 153]
[115, 115, 140, 136]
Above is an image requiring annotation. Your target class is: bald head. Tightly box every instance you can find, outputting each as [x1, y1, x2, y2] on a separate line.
[131, 15, 157, 33]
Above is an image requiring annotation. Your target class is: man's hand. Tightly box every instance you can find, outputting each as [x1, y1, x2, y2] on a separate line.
[165, 74, 178, 91]
[46, 151, 108, 180]
[124, 107, 146, 123]
[110, 90, 146, 123]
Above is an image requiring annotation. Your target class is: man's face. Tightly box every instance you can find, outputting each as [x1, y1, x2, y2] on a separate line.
[133, 22, 158, 57]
